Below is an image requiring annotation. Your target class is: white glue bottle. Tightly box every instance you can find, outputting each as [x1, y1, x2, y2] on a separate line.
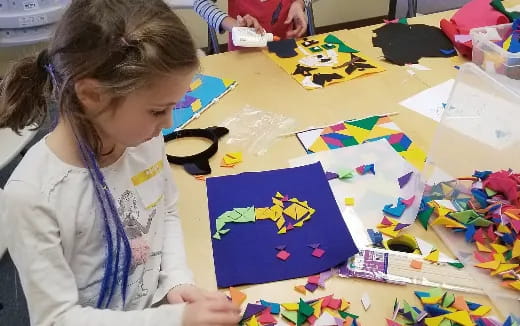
[232, 27, 280, 47]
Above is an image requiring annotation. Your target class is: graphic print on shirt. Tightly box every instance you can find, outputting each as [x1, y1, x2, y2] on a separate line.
[118, 189, 157, 303]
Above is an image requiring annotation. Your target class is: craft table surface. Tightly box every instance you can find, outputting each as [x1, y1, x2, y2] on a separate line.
[168, 1, 520, 323]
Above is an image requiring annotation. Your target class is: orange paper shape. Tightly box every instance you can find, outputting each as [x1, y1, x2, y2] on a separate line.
[229, 287, 246, 306]
[410, 259, 423, 269]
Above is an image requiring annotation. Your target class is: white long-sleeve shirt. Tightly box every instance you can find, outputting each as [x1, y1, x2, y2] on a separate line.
[4, 136, 193, 326]
[0, 189, 7, 257]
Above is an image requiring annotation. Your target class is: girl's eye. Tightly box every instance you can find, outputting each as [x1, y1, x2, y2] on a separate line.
[150, 109, 167, 116]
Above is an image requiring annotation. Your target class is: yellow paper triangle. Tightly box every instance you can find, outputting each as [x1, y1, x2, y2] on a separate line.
[493, 253, 506, 264]
[294, 204, 309, 220]
[283, 203, 299, 220]
[191, 99, 202, 112]
[398, 144, 426, 170]
[294, 285, 306, 295]
[378, 226, 399, 238]
[513, 240, 520, 258]
[497, 224, 511, 234]
[255, 207, 272, 220]
[273, 197, 284, 207]
[424, 315, 445, 326]
[424, 250, 440, 263]
[190, 78, 202, 90]
[293, 220, 304, 227]
[366, 126, 401, 139]
[309, 136, 331, 153]
[278, 226, 287, 234]
[246, 315, 259, 326]
[422, 296, 442, 305]
[222, 78, 235, 88]
[509, 280, 520, 290]
[271, 205, 283, 220]
[431, 216, 466, 229]
[340, 299, 350, 311]
[444, 311, 473, 326]
[471, 305, 492, 317]
[476, 242, 492, 253]
[490, 243, 508, 254]
[276, 217, 285, 229]
[312, 300, 323, 317]
[491, 263, 519, 276]
[275, 192, 284, 198]
[281, 303, 299, 311]
[475, 259, 501, 270]
[343, 124, 371, 143]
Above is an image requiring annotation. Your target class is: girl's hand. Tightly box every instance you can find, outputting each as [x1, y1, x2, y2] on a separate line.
[285, 0, 308, 38]
[221, 15, 265, 34]
[181, 294, 241, 326]
[167, 284, 229, 304]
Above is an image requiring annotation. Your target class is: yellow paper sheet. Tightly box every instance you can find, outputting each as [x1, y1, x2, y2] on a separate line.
[264, 34, 385, 90]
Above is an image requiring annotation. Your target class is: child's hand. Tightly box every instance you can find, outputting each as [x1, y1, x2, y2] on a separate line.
[181, 295, 241, 326]
[285, 0, 308, 38]
[167, 284, 211, 304]
[237, 14, 265, 34]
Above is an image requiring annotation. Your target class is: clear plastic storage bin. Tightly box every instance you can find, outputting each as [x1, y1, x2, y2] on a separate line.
[471, 23, 520, 81]
[425, 63, 520, 318]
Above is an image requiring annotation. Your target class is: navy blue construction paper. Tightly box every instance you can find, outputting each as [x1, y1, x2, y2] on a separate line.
[206, 162, 358, 288]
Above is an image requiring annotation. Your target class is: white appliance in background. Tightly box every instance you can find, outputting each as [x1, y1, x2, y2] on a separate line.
[0, 0, 70, 47]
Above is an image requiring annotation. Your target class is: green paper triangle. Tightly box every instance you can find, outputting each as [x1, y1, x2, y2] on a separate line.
[212, 232, 221, 240]
[347, 116, 380, 131]
[398, 17, 408, 24]
[298, 298, 314, 317]
[417, 206, 434, 230]
[449, 210, 479, 224]
[485, 187, 498, 197]
[281, 310, 298, 324]
[324, 34, 359, 53]
[442, 292, 455, 308]
[220, 229, 230, 235]
[428, 288, 444, 298]
[216, 219, 226, 231]
[339, 311, 359, 319]
[338, 43, 359, 53]
[439, 319, 454, 326]
[448, 261, 464, 269]
[504, 250, 513, 261]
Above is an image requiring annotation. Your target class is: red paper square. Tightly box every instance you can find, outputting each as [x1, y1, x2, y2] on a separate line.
[312, 248, 325, 258]
[276, 250, 291, 261]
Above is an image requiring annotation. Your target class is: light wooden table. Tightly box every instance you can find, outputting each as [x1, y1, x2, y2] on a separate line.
[168, 1, 520, 323]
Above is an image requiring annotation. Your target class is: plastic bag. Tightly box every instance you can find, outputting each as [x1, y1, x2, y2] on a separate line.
[220, 105, 296, 156]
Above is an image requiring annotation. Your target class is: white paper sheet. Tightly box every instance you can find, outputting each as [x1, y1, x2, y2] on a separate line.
[289, 140, 425, 230]
[399, 79, 455, 122]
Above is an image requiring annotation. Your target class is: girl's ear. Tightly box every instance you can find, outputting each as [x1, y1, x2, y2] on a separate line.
[74, 78, 111, 115]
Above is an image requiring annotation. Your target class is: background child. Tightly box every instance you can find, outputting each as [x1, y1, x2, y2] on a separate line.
[194, 0, 309, 50]
[0, 0, 240, 325]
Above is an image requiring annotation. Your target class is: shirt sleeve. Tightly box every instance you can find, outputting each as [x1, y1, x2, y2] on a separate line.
[193, 0, 229, 33]
[0, 189, 7, 257]
[5, 181, 187, 326]
[152, 154, 195, 305]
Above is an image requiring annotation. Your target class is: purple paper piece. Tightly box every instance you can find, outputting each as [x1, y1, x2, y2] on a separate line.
[207, 163, 359, 287]
[242, 303, 267, 321]
[275, 245, 287, 251]
[335, 317, 344, 326]
[325, 171, 339, 180]
[394, 223, 410, 231]
[398, 172, 413, 189]
[175, 94, 197, 109]
[304, 282, 319, 292]
[307, 243, 321, 249]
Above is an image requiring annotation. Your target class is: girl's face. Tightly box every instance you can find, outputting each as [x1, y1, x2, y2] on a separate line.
[91, 69, 196, 148]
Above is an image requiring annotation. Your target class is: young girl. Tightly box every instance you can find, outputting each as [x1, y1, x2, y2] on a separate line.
[194, 0, 309, 50]
[0, 0, 241, 325]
